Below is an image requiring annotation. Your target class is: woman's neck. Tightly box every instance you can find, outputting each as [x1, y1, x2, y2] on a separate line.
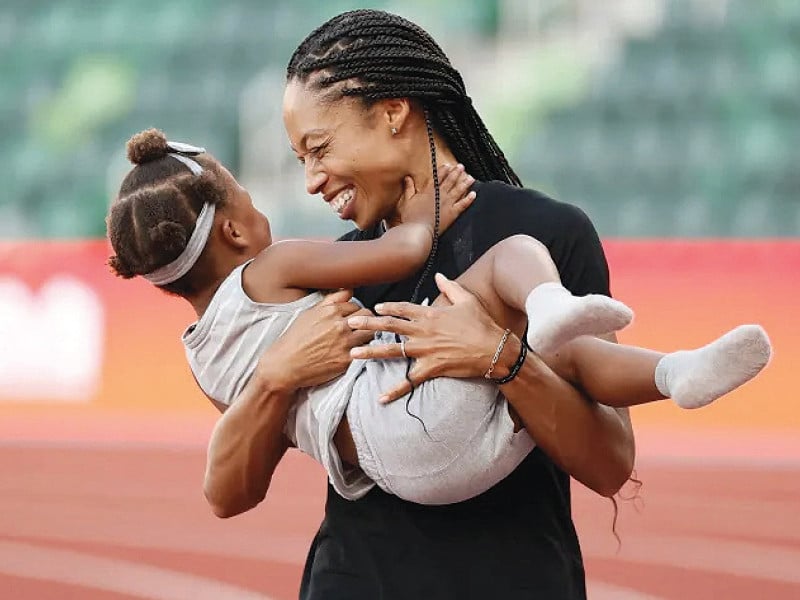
[384, 138, 459, 230]
[409, 143, 459, 192]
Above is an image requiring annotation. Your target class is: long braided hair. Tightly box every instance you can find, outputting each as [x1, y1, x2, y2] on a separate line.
[287, 9, 521, 189]
[287, 10, 522, 299]
[287, 10, 523, 426]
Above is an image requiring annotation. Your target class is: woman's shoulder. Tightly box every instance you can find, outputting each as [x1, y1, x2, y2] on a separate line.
[470, 180, 595, 240]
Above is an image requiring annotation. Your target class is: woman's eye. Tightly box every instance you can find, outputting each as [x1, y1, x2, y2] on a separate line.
[310, 143, 328, 158]
[296, 142, 329, 166]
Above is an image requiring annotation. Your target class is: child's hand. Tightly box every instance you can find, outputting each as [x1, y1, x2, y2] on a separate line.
[399, 164, 476, 234]
[436, 163, 476, 232]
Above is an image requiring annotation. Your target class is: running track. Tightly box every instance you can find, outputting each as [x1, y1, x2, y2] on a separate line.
[2, 414, 799, 599]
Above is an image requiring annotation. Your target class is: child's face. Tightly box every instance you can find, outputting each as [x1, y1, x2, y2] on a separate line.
[219, 166, 272, 255]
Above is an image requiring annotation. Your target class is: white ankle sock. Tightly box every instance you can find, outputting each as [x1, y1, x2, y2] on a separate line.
[525, 282, 634, 355]
[655, 324, 772, 409]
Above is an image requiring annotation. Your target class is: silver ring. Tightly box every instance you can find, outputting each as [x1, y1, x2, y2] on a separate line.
[400, 340, 407, 359]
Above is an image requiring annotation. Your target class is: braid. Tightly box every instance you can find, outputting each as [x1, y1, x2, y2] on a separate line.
[410, 109, 441, 304]
[287, 9, 522, 187]
[400, 109, 441, 435]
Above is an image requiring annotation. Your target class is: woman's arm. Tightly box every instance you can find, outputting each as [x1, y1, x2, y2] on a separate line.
[204, 377, 294, 518]
[247, 167, 475, 293]
[487, 331, 634, 497]
[347, 278, 634, 497]
[203, 290, 375, 517]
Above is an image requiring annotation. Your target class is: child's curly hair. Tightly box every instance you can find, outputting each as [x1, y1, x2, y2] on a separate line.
[106, 129, 228, 296]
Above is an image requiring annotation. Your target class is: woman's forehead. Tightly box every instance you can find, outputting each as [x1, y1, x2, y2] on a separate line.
[283, 81, 364, 145]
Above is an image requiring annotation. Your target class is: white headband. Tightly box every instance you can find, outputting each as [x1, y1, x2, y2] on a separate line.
[169, 152, 204, 176]
[143, 148, 215, 286]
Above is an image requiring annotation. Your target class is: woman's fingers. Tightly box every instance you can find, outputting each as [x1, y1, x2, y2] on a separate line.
[347, 313, 417, 335]
[349, 329, 376, 347]
[372, 301, 427, 319]
[379, 362, 432, 404]
[379, 379, 413, 404]
[350, 342, 402, 360]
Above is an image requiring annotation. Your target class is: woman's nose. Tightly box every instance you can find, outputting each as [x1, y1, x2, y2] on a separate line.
[305, 161, 328, 195]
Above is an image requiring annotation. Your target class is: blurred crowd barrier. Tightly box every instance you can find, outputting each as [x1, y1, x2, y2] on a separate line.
[0, 240, 796, 442]
[1, 0, 798, 240]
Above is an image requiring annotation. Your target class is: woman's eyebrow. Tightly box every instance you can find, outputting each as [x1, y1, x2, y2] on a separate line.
[292, 129, 330, 152]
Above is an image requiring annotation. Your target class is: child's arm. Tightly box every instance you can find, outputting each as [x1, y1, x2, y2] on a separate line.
[250, 165, 475, 293]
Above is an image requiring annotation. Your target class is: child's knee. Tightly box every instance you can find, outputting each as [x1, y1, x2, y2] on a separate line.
[498, 234, 549, 259]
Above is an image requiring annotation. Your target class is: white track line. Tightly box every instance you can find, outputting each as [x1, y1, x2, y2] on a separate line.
[0, 540, 274, 600]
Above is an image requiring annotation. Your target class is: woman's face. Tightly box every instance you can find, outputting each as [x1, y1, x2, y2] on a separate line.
[282, 79, 410, 230]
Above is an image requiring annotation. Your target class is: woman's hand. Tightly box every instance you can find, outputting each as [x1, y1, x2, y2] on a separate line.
[347, 273, 510, 402]
[397, 164, 476, 234]
[255, 289, 375, 392]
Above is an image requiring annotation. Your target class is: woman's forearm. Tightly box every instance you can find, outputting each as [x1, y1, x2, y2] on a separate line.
[497, 336, 635, 497]
[202, 291, 373, 518]
[204, 377, 294, 518]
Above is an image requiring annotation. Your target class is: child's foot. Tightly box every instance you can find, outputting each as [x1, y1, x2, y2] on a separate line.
[525, 282, 634, 355]
[655, 324, 772, 409]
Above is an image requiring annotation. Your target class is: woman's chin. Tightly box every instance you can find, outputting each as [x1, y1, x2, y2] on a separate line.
[349, 210, 372, 231]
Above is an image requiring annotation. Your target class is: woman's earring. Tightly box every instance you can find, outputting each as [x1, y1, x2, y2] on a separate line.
[391, 127, 398, 136]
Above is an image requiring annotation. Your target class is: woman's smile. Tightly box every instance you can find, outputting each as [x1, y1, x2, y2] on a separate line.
[327, 186, 357, 220]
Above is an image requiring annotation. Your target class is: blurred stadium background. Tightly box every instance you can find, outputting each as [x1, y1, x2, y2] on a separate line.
[0, 0, 798, 598]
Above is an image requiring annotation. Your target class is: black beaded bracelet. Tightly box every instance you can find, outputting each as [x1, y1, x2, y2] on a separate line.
[490, 336, 528, 385]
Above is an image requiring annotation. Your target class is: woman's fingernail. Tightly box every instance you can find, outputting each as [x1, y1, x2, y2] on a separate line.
[347, 317, 361, 327]
[351, 348, 365, 358]
[457, 163, 464, 171]
[374, 303, 384, 313]
[379, 395, 389, 404]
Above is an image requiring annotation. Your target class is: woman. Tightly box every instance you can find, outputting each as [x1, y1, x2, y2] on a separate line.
[206, 9, 635, 599]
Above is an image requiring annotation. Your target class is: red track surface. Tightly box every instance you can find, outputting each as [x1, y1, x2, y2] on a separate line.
[2, 420, 799, 599]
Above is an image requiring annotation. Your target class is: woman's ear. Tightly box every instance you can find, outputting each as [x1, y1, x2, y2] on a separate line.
[381, 98, 412, 135]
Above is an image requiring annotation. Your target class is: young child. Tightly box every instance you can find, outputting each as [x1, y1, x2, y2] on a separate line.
[107, 129, 772, 505]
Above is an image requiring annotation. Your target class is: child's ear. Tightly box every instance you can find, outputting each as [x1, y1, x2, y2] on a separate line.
[220, 218, 249, 250]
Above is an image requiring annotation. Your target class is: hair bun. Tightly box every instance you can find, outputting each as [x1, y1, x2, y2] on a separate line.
[127, 128, 170, 165]
[148, 221, 188, 259]
[107, 255, 137, 279]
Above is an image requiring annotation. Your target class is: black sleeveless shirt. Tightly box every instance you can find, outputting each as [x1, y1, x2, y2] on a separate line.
[300, 181, 611, 600]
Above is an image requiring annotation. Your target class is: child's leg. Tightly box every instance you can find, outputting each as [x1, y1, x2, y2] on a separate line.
[560, 325, 771, 409]
[433, 234, 633, 354]
[434, 235, 772, 410]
